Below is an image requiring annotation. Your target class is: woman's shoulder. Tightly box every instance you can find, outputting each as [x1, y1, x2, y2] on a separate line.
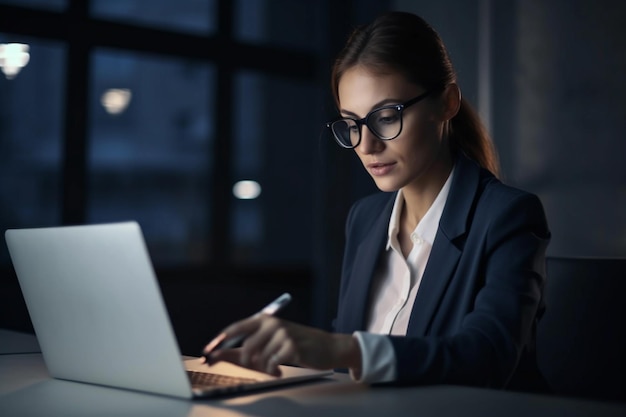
[448, 153, 544, 220]
[478, 173, 543, 210]
[344, 192, 395, 232]
[472, 173, 548, 236]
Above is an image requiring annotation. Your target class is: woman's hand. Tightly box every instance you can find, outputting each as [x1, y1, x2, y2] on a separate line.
[202, 315, 361, 377]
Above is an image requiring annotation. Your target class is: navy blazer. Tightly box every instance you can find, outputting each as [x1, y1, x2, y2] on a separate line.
[334, 153, 551, 389]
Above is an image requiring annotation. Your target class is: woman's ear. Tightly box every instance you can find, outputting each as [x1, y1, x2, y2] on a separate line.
[440, 83, 461, 121]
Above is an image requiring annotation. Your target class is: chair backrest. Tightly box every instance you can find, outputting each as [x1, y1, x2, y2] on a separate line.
[537, 256, 626, 402]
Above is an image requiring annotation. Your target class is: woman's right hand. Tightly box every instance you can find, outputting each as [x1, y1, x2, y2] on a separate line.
[202, 314, 361, 377]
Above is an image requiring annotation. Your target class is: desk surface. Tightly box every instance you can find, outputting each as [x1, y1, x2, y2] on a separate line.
[0, 329, 40, 355]
[1, 331, 625, 417]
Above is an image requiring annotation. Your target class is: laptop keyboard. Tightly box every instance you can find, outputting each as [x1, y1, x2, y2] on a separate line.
[187, 370, 258, 388]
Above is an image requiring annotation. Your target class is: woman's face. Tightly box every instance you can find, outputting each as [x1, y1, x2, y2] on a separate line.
[337, 66, 449, 193]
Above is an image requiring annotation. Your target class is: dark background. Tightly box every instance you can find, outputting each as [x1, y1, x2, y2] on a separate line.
[0, 0, 624, 355]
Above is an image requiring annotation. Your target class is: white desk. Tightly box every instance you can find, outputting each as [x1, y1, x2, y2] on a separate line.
[0, 329, 40, 355]
[1, 331, 625, 417]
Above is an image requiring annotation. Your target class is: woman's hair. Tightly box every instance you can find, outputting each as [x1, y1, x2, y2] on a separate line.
[331, 11, 500, 177]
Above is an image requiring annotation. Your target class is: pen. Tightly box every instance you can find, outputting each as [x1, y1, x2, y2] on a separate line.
[202, 292, 292, 358]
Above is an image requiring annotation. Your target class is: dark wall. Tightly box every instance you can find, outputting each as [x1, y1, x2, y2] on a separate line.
[395, 0, 626, 258]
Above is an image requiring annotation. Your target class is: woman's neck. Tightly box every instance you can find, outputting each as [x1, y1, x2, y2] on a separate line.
[400, 154, 453, 231]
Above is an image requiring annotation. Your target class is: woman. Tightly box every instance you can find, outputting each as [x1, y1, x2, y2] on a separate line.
[203, 11, 550, 391]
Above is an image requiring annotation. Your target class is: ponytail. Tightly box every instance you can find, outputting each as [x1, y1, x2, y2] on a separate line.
[449, 98, 500, 178]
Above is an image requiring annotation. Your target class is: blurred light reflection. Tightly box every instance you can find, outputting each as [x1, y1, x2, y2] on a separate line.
[233, 180, 261, 199]
[101, 88, 132, 114]
[0, 43, 30, 79]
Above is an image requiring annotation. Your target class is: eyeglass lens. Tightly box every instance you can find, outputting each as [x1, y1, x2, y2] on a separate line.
[331, 106, 402, 148]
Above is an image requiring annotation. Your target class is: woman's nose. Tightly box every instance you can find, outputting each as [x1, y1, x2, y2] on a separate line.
[356, 125, 383, 154]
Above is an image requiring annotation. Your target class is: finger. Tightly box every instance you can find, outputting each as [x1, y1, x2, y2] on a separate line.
[218, 316, 262, 344]
[202, 317, 262, 356]
[266, 353, 282, 377]
[266, 342, 295, 377]
[206, 348, 243, 367]
[240, 317, 280, 369]
[258, 326, 289, 367]
[202, 332, 227, 356]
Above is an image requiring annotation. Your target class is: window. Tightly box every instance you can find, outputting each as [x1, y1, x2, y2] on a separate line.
[0, 36, 65, 263]
[91, 0, 217, 35]
[88, 50, 214, 265]
[231, 71, 318, 264]
[235, 0, 322, 50]
[0, 1, 323, 268]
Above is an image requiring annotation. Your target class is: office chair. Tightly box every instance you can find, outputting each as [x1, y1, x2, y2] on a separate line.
[537, 256, 626, 402]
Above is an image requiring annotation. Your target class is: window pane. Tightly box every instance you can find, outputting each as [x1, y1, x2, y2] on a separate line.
[235, 0, 322, 50]
[231, 71, 318, 265]
[91, 0, 217, 35]
[88, 49, 214, 266]
[0, 36, 65, 264]
[0, 0, 66, 11]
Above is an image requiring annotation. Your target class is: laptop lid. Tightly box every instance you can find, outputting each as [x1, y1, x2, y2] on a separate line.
[5, 222, 331, 399]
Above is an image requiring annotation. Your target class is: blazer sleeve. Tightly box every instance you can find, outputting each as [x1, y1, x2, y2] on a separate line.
[387, 192, 550, 388]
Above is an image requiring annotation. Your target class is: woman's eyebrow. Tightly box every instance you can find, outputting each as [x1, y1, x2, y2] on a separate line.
[339, 98, 404, 117]
[339, 109, 360, 118]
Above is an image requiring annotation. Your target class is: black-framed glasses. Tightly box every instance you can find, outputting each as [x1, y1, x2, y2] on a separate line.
[325, 90, 434, 149]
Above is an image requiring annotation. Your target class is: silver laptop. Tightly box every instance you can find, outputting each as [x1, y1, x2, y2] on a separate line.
[4, 221, 332, 399]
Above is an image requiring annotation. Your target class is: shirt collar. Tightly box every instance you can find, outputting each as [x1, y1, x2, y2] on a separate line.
[386, 166, 456, 251]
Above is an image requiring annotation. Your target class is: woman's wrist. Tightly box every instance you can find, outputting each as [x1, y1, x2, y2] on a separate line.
[332, 333, 362, 372]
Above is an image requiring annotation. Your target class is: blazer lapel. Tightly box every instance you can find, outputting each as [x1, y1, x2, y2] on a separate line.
[407, 154, 482, 336]
[339, 195, 394, 332]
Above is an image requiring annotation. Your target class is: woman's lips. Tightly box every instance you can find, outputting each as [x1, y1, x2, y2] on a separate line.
[367, 162, 396, 176]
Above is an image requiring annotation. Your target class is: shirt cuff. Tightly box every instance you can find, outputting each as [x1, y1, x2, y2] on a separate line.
[350, 331, 397, 383]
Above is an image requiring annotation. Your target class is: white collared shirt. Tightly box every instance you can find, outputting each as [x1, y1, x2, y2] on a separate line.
[351, 167, 455, 383]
